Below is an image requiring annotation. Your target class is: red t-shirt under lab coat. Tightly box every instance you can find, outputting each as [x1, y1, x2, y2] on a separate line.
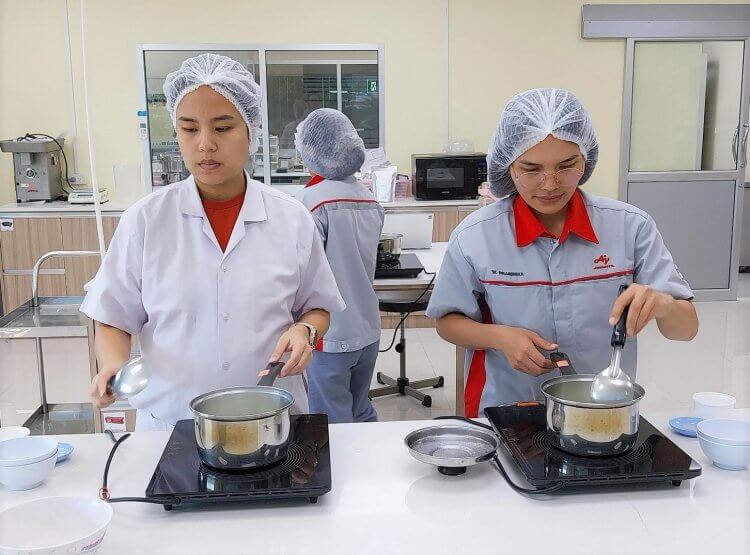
[201, 191, 245, 252]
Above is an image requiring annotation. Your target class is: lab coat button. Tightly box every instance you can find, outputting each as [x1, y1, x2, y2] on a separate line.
[223, 312, 230, 321]
[222, 362, 231, 370]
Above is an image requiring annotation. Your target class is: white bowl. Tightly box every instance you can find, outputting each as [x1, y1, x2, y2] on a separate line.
[692, 392, 736, 420]
[0, 496, 113, 554]
[0, 451, 57, 491]
[0, 436, 58, 467]
[697, 419, 750, 447]
[698, 434, 750, 471]
[0, 427, 30, 443]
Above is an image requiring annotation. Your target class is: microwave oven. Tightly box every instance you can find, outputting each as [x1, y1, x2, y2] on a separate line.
[412, 153, 487, 200]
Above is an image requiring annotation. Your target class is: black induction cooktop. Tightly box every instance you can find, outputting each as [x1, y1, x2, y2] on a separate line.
[485, 404, 702, 490]
[375, 253, 425, 279]
[145, 414, 331, 510]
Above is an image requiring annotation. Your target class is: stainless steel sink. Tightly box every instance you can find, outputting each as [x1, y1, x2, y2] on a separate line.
[0, 296, 89, 339]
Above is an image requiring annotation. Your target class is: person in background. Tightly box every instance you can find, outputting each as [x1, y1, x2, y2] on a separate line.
[426, 88, 698, 417]
[295, 108, 385, 423]
[84, 54, 344, 431]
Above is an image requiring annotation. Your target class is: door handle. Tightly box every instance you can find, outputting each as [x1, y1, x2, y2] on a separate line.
[732, 125, 740, 166]
[741, 123, 749, 169]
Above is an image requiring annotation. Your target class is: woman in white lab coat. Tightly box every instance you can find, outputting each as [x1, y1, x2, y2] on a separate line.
[84, 54, 345, 431]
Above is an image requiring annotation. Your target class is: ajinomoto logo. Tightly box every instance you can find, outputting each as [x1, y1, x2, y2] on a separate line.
[594, 253, 614, 270]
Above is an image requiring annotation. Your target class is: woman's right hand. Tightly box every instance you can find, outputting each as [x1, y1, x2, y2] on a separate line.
[494, 325, 558, 376]
[89, 368, 118, 409]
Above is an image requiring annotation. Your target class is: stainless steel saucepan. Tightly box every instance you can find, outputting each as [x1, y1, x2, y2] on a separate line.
[541, 352, 645, 457]
[190, 362, 293, 470]
[377, 233, 403, 263]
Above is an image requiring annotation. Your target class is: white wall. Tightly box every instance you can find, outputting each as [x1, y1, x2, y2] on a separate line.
[1, 0, 747, 205]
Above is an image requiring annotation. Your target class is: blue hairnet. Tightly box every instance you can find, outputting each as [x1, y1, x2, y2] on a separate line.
[295, 108, 365, 180]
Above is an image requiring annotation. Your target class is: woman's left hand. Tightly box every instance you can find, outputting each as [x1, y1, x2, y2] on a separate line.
[609, 284, 676, 338]
[268, 325, 313, 377]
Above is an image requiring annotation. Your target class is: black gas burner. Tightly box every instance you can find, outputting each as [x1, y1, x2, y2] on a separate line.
[485, 404, 701, 491]
[146, 414, 331, 510]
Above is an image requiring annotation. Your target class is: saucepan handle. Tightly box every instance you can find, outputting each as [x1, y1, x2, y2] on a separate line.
[549, 351, 576, 376]
[258, 361, 285, 387]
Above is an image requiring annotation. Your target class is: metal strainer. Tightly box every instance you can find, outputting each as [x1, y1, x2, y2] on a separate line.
[405, 425, 498, 475]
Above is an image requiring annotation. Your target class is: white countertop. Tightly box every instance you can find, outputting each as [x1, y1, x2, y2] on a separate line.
[0, 200, 130, 215]
[0, 197, 478, 217]
[380, 197, 479, 208]
[373, 243, 447, 288]
[1, 411, 747, 555]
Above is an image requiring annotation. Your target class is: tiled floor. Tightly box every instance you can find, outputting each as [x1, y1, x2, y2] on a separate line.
[371, 273, 750, 421]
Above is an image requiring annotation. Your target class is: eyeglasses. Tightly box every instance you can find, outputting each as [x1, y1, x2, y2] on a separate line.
[513, 163, 584, 189]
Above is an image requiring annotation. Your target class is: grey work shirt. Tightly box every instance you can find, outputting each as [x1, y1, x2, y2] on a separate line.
[296, 176, 385, 353]
[425, 190, 693, 416]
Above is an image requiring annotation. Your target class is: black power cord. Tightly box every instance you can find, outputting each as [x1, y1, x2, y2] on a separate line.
[16, 132, 74, 196]
[433, 416, 565, 495]
[100, 429, 180, 506]
[379, 271, 436, 353]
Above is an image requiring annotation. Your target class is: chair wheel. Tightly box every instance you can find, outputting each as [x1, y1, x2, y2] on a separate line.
[376, 372, 385, 385]
[434, 376, 444, 388]
[422, 396, 432, 408]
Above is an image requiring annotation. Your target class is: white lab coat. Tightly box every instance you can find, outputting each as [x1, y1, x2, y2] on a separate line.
[81, 174, 345, 430]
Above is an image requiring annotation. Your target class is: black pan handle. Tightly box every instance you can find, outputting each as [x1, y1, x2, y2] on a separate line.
[611, 284, 630, 348]
[549, 352, 576, 376]
[258, 361, 285, 387]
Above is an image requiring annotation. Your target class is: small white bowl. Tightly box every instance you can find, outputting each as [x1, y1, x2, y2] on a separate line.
[0, 451, 57, 490]
[0, 496, 113, 554]
[697, 419, 750, 447]
[692, 392, 736, 420]
[0, 427, 30, 443]
[0, 436, 58, 467]
[698, 434, 750, 471]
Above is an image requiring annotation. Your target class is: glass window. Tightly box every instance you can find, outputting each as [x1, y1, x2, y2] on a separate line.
[140, 47, 382, 189]
[630, 41, 744, 172]
[142, 50, 261, 189]
[265, 50, 380, 185]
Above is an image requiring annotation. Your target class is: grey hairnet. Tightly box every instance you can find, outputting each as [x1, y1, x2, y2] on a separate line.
[295, 108, 366, 180]
[487, 88, 599, 198]
[163, 53, 263, 154]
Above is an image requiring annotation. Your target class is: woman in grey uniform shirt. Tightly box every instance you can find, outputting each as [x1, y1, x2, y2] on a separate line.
[426, 88, 698, 417]
[295, 109, 385, 423]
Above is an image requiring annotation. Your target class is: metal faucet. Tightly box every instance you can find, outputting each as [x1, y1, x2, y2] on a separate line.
[31, 250, 102, 307]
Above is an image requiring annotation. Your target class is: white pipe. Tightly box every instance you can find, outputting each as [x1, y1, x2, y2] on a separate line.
[60, 0, 79, 174]
[79, 0, 106, 260]
[443, 0, 450, 149]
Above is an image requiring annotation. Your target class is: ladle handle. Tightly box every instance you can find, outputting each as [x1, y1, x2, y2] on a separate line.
[106, 374, 116, 396]
[258, 361, 285, 387]
[611, 284, 630, 348]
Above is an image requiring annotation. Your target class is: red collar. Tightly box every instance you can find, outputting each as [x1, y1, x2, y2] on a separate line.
[305, 174, 325, 188]
[513, 190, 599, 248]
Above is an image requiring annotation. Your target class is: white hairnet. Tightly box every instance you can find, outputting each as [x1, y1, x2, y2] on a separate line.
[163, 53, 263, 154]
[487, 88, 599, 198]
[295, 108, 365, 180]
